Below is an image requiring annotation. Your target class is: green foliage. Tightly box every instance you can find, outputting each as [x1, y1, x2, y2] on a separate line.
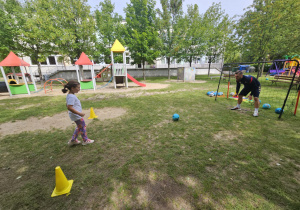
[94, 0, 124, 64]
[124, 0, 160, 75]
[177, 4, 206, 66]
[53, 0, 96, 62]
[0, 0, 23, 59]
[156, 0, 184, 78]
[204, 3, 232, 64]
[236, 0, 300, 63]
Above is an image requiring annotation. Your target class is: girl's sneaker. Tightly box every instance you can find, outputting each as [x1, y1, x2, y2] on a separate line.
[68, 139, 81, 146]
[82, 139, 94, 145]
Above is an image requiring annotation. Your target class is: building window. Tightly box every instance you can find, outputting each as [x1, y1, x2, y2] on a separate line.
[48, 56, 56, 65]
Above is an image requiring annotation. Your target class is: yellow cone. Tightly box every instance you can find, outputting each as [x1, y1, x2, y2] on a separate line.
[51, 166, 73, 197]
[88, 107, 98, 119]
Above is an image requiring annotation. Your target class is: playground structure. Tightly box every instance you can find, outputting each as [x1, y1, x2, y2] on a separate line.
[286, 55, 300, 76]
[268, 60, 289, 76]
[95, 63, 112, 80]
[75, 52, 96, 91]
[44, 78, 68, 93]
[0, 51, 37, 96]
[267, 57, 300, 76]
[216, 60, 300, 119]
[110, 39, 146, 88]
[111, 39, 128, 89]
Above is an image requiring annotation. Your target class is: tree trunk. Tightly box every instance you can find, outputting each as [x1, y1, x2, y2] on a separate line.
[167, 57, 170, 80]
[37, 62, 42, 84]
[260, 58, 266, 78]
[256, 63, 261, 78]
[143, 60, 146, 80]
[208, 61, 211, 77]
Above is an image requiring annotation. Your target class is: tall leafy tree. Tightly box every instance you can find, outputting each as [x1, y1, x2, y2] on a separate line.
[223, 34, 242, 64]
[17, 0, 58, 81]
[94, 0, 124, 64]
[0, 0, 22, 60]
[54, 0, 96, 63]
[272, 0, 300, 57]
[235, 0, 300, 76]
[124, 0, 159, 80]
[203, 2, 232, 76]
[177, 4, 206, 67]
[157, 0, 184, 79]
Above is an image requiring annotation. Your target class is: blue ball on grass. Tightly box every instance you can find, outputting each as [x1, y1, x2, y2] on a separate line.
[207, 91, 213, 95]
[172, 113, 180, 121]
[275, 108, 283, 114]
[262, 103, 271, 109]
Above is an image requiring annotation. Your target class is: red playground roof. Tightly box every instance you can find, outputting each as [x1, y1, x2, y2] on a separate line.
[75, 52, 93, 65]
[0, 51, 30, 67]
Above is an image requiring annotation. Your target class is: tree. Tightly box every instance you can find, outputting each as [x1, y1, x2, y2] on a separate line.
[124, 0, 159, 80]
[17, 0, 58, 82]
[157, 0, 184, 79]
[94, 0, 124, 64]
[235, 0, 300, 77]
[54, 0, 96, 63]
[0, 0, 23, 60]
[223, 34, 242, 64]
[203, 3, 232, 77]
[177, 4, 206, 67]
[237, 0, 300, 68]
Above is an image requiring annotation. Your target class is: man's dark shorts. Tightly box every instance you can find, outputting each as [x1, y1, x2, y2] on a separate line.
[239, 86, 261, 97]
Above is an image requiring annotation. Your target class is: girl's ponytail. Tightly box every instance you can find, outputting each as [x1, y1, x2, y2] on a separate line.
[62, 80, 80, 93]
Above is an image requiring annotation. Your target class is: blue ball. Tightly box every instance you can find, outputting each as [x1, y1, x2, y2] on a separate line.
[266, 78, 269, 80]
[218, 92, 223, 96]
[262, 103, 271, 109]
[275, 108, 283, 114]
[172, 113, 179, 121]
[207, 91, 213, 95]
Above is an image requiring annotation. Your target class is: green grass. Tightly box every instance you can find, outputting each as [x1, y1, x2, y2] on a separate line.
[0, 76, 299, 209]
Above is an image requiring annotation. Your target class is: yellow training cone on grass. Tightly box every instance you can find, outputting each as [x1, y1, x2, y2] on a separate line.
[88, 107, 98, 119]
[51, 166, 73, 197]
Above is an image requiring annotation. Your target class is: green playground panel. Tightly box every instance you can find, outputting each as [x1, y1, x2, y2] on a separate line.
[9, 83, 35, 95]
[80, 80, 94, 89]
[28, 84, 35, 91]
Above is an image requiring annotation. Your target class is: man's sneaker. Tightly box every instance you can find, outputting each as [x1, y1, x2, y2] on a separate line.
[253, 112, 258, 117]
[231, 106, 241, 110]
[82, 139, 94, 145]
[68, 139, 81, 146]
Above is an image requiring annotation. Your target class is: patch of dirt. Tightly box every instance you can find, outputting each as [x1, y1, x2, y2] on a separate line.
[0, 82, 170, 100]
[213, 130, 239, 141]
[0, 107, 127, 137]
[166, 80, 207, 84]
[16, 104, 39, 110]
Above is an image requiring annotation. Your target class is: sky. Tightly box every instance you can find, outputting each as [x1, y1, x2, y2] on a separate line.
[87, 0, 253, 18]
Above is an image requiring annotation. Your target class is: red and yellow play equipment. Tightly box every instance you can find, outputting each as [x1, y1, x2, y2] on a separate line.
[0, 51, 37, 96]
[75, 52, 96, 91]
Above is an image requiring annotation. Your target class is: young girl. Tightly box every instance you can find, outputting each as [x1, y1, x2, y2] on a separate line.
[62, 80, 94, 146]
